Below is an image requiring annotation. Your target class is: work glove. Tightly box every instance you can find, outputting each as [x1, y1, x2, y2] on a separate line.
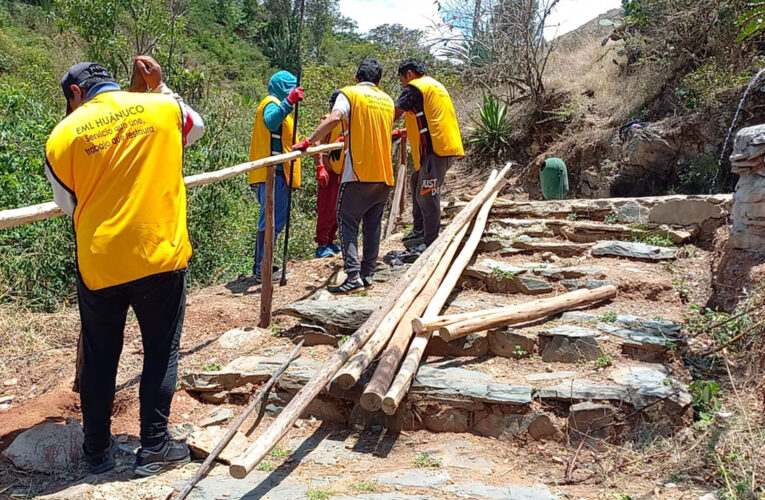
[329, 148, 342, 162]
[292, 139, 311, 151]
[316, 163, 330, 188]
[392, 128, 406, 142]
[133, 55, 163, 91]
[286, 86, 305, 106]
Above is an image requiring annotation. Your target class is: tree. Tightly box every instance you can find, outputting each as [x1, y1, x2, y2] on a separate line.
[365, 23, 426, 58]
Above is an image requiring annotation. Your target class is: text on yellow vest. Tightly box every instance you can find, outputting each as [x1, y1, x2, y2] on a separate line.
[248, 96, 302, 187]
[341, 84, 395, 185]
[403, 76, 465, 171]
[45, 91, 191, 291]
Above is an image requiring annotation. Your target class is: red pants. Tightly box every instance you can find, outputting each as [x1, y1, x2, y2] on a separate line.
[315, 170, 340, 246]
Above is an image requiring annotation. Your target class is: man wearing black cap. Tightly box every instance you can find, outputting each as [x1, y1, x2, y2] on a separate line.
[45, 56, 204, 476]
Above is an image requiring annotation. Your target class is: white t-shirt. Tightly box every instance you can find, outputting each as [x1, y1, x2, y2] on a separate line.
[332, 82, 376, 183]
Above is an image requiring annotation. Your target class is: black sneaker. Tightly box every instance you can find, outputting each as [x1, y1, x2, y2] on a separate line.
[329, 277, 365, 294]
[361, 276, 374, 289]
[83, 436, 119, 475]
[403, 229, 423, 243]
[254, 266, 282, 284]
[133, 438, 191, 477]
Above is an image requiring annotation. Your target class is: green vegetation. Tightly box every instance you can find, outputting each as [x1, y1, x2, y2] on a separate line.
[600, 312, 618, 323]
[689, 379, 722, 422]
[512, 344, 530, 358]
[631, 232, 676, 247]
[491, 266, 515, 280]
[200, 362, 222, 372]
[467, 94, 513, 160]
[256, 460, 275, 471]
[566, 213, 578, 221]
[351, 481, 377, 493]
[604, 213, 619, 224]
[594, 354, 613, 369]
[413, 452, 441, 468]
[269, 444, 290, 458]
[306, 488, 334, 500]
[0, 0, 453, 311]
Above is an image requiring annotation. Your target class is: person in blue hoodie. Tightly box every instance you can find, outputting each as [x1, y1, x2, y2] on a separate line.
[248, 70, 305, 283]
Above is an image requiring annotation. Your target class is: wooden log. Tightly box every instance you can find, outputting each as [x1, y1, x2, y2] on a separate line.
[0, 143, 343, 230]
[359, 221, 472, 411]
[228, 163, 514, 479]
[332, 166, 511, 391]
[380, 179, 503, 416]
[385, 164, 408, 239]
[259, 167, 276, 328]
[438, 285, 617, 342]
[412, 305, 513, 334]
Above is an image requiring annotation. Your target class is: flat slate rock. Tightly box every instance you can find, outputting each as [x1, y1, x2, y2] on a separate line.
[464, 259, 552, 295]
[373, 469, 452, 488]
[538, 326, 603, 363]
[524, 371, 578, 381]
[218, 327, 264, 349]
[3, 420, 84, 473]
[512, 239, 594, 256]
[597, 323, 681, 351]
[531, 265, 606, 280]
[443, 482, 556, 500]
[562, 279, 619, 291]
[611, 366, 692, 409]
[281, 296, 375, 333]
[172, 472, 307, 500]
[591, 240, 676, 261]
[560, 312, 681, 336]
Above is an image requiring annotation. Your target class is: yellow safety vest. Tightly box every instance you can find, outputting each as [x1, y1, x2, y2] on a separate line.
[341, 84, 395, 185]
[403, 76, 464, 171]
[45, 90, 191, 290]
[325, 116, 346, 175]
[248, 96, 301, 188]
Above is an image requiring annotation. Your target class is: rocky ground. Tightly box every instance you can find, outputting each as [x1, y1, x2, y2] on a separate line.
[0, 192, 758, 500]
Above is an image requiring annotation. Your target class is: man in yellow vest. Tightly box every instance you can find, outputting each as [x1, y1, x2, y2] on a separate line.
[248, 70, 304, 283]
[45, 57, 204, 476]
[394, 58, 464, 251]
[295, 60, 395, 293]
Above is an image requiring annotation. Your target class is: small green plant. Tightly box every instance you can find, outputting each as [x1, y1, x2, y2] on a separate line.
[200, 362, 222, 372]
[594, 354, 613, 369]
[351, 481, 377, 493]
[609, 493, 633, 500]
[689, 380, 722, 422]
[467, 93, 513, 158]
[491, 266, 515, 280]
[338, 334, 350, 346]
[512, 344, 529, 358]
[413, 452, 442, 468]
[673, 278, 691, 302]
[306, 488, 334, 500]
[566, 213, 578, 221]
[664, 339, 679, 351]
[604, 213, 619, 224]
[256, 460, 275, 471]
[269, 444, 290, 458]
[632, 232, 676, 247]
[271, 326, 284, 335]
[600, 312, 618, 322]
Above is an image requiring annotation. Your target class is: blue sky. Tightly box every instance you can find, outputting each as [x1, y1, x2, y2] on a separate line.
[338, 0, 622, 39]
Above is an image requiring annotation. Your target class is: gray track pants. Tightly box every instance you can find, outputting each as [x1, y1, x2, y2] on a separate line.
[337, 181, 392, 280]
[411, 153, 452, 245]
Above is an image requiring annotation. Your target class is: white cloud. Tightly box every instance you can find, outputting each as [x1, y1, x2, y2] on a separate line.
[544, 0, 622, 39]
[338, 0, 441, 34]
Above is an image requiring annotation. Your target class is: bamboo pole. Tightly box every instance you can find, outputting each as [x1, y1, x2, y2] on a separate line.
[359, 221, 471, 411]
[360, 171, 499, 411]
[0, 143, 343, 230]
[438, 286, 618, 342]
[380, 178, 504, 416]
[259, 167, 276, 328]
[174, 341, 303, 500]
[228, 163, 513, 479]
[332, 165, 511, 391]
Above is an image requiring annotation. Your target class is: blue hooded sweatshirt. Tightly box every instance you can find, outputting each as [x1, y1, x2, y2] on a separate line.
[263, 70, 298, 171]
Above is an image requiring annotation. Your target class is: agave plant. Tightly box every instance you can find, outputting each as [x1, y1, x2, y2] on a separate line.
[467, 94, 513, 158]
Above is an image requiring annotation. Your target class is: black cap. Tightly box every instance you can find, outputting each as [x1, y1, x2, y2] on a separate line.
[60, 62, 114, 114]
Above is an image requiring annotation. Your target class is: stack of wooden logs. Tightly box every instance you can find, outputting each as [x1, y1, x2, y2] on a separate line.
[229, 163, 617, 478]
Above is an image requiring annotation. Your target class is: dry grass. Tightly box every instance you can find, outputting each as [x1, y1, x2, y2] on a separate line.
[544, 34, 664, 127]
[0, 303, 79, 381]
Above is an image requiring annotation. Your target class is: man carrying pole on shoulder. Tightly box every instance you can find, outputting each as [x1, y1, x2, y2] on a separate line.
[44, 56, 204, 476]
[394, 58, 464, 252]
[249, 70, 305, 283]
[294, 59, 396, 294]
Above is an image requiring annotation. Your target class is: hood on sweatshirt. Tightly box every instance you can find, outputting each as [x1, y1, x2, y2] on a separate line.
[268, 70, 298, 100]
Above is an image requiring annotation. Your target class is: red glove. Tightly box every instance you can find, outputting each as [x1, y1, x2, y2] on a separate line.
[287, 86, 304, 105]
[336, 135, 345, 143]
[292, 139, 311, 151]
[392, 128, 406, 141]
[316, 164, 330, 188]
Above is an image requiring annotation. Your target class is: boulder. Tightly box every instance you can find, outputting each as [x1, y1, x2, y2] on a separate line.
[569, 402, 616, 443]
[280, 297, 375, 334]
[187, 425, 250, 464]
[592, 240, 676, 261]
[538, 326, 604, 363]
[426, 332, 489, 356]
[649, 199, 724, 225]
[218, 327, 264, 349]
[525, 413, 559, 440]
[487, 328, 537, 358]
[2, 420, 83, 473]
[617, 200, 650, 224]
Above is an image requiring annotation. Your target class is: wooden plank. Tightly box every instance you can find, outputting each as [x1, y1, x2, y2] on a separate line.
[0, 143, 343, 230]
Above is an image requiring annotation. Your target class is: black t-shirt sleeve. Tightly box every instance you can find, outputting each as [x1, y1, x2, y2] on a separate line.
[395, 85, 423, 112]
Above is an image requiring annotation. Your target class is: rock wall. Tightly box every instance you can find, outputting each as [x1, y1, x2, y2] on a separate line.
[729, 125, 765, 253]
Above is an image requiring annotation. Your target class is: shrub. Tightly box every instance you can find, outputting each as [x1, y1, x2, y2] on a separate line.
[467, 94, 513, 160]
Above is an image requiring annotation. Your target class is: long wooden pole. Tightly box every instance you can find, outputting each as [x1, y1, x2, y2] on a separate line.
[332, 165, 510, 391]
[259, 167, 276, 328]
[174, 341, 303, 500]
[384, 137, 407, 239]
[380, 178, 504, 416]
[360, 171, 499, 411]
[438, 286, 617, 342]
[229, 163, 513, 479]
[413, 305, 521, 333]
[0, 143, 343, 230]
